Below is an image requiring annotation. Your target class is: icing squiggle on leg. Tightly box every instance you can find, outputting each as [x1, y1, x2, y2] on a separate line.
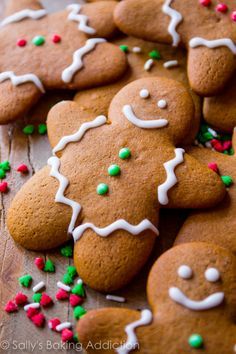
[0, 71, 45, 93]
[67, 4, 96, 35]
[189, 37, 236, 55]
[162, 0, 182, 47]
[158, 148, 185, 205]
[1, 9, 47, 27]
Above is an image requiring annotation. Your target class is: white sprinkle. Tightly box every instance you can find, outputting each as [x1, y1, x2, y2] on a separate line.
[139, 89, 150, 98]
[24, 303, 40, 311]
[106, 295, 126, 303]
[163, 60, 179, 68]
[32, 281, 45, 293]
[157, 99, 167, 108]
[56, 322, 72, 332]
[205, 141, 212, 149]
[144, 59, 154, 71]
[77, 278, 83, 285]
[57, 281, 71, 292]
[132, 46, 142, 53]
[208, 127, 218, 137]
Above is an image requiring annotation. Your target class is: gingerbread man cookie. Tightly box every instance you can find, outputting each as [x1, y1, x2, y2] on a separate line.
[114, 0, 236, 96]
[0, 0, 127, 124]
[7, 77, 225, 291]
[175, 128, 236, 254]
[77, 242, 236, 354]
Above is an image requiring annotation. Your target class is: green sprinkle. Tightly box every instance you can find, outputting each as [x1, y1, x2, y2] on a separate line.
[188, 334, 203, 348]
[72, 282, 85, 297]
[149, 49, 161, 60]
[223, 150, 229, 155]
[108, 164, 120, 177]
[62, 273, 74, 285]
[60, 244, 73, 257]
[32, 293, 42, 303]
[32, 35, 45, 46]
[119, 147, 131, 160]
[66, 266, 77, 279]
[19, 274, 32, 288]
[97, 183, 109, 195]
[38, 123, 47, 135]
[0, 169, 6, 179]
[221, 175, 233, 187]
[202, 132, 213, 141]
[229, 148, 234, 156]
[44, 259, 55, 273]
[119, 45, 128, 53]
[73, 305, 86, 320]
[73, 334, 79, 342]
[0, 160, 10, 171]
[23, 125, 34, 135]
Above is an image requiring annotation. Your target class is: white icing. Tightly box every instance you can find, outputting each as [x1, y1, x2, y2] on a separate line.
[116, 310, 152, 354]
[73, 219, 159, 242]
[53, 115, 107, 154]
[32, 281, 45, 293]
[1, 8, 47, 26]
[205, 268, 220, 282]
[24, 303, 40, 311]
[122, 105, 168, 129]
[57, 281, 71, 292]
[139, 89, 150, 99]
[178, 265, 192, 279]
[62, 38, 106, 83]
[169, 287, 224, 311]
[48, 156, 81, 234]
[158, 148, 185, 205]
[144, 58, 154, 71]
[0, 71, 45, 93]
[157, 99, 167, 109]
[162, 0, 182, 47]
[189, 37, 236, 55]
[106, 295, 126, 303]
[56, 322, 72, 332]
[163, 60, 179, 68]
[208, 127, 217, 138]
[67, 4, 96, 35]
[132, 46, 142, 53]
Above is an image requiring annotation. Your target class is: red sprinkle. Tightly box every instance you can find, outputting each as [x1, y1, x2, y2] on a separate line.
[31, 313, 45, 327]
[17, 39, 27, 47]
[216, 3, 228, 12]
[199, 0, 211, 6]
[69, 294, 83, 307]
[40, 293, 53, 307]
[52, 34, 61, 43]
[61, 328, 74, 342]
[231, 11, 236, 21]
[222, 140, 232, 151]
[48, 318, 61, 331]
[17, 164, 29, 173]
[15, 292, 28, 305]
[26, 307, 39, 319]
[56, 289, 69, 301]
[34, 257, 45, 270]
[4, 300, 18, 313]
[0, 182, 8, 193]
[208, 162, 218, 173]
[211, 139, 224, 152]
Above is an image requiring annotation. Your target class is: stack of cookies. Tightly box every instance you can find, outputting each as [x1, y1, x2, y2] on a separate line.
[1, 0, 235, 352]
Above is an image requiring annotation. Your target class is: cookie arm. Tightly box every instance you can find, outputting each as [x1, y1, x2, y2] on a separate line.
[4, 0, 44, 17]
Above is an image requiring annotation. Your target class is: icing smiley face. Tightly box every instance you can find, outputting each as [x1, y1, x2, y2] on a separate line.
[169, 264, 224, 311]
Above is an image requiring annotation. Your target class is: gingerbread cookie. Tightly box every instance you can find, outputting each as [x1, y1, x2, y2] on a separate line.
[0, 0, 127, 124]
[7, 77, 225, 291]
[114, 0, 236, 96]
[74, 36, 201, 144]
[77, 242, 236, 354]
[175, 128, 236, 254]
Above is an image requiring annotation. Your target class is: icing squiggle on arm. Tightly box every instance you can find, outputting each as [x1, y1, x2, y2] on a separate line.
[53, 115, 107, 154]
[116, 310, 153, 354]
[62, 38, 106, 83]
[73, 219, 159, 242]
[158, 148, 185, 205]
[67, 4, 96, 35]
[1, 9, 47, 27]
[0, 71, 45, 93]
[189, 37, 236, 55]
[162, 0, 182, 47]
[123, 105, 168, 129]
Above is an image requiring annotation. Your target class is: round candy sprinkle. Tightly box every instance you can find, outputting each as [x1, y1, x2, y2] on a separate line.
[221, 175, 233, 187]
[205, 268, 220, 282]
[231, 11, 236, 21]
[17, 39, 27, 47]
[188, 334, 203, 348]
[216, 3, 228, 12]
[149, 49, 161, 60]
[23, 124, 34, 135]
[17, 164, 29, 173]
[38, 123, 47, 135]
[0, 182, 8, 193]
[52, 34, 61, 43]
[157, 99, 167, 109]
[97, 183, 109, 195]
[108, 164, 121, 176]
[32, 35, 45, 46]
[140, 89, 150, 98]
[119, 147, 131, 160]
[199, 0, 211, 6]
[120, 45, 128, 53]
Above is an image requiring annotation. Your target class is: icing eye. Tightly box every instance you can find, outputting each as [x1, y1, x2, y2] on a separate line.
[205, 268, 220, 282]
[139, 89, 150, 99]
[157, 99, 167, 108]
[177, 265, 193, 279]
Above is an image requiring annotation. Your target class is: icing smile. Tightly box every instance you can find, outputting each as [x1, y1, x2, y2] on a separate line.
[123, 105, 168, 129]
[169, 287, 224, 311]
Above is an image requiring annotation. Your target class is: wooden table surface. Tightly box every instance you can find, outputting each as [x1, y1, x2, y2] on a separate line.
[0, 1, 184, 353]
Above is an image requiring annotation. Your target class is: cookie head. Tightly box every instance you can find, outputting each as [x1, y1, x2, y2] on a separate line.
[147, 243, 236, 318]
[109, 77, 194, 145]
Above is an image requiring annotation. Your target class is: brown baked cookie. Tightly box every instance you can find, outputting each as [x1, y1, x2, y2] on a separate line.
[0, 0, 127, 124]
[7, 77, 225, 291]
[74, 36, 201, 144]
[114, 0, 236, 96]
[77, 242, 236, 354]
[175, 129, 236, 254]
